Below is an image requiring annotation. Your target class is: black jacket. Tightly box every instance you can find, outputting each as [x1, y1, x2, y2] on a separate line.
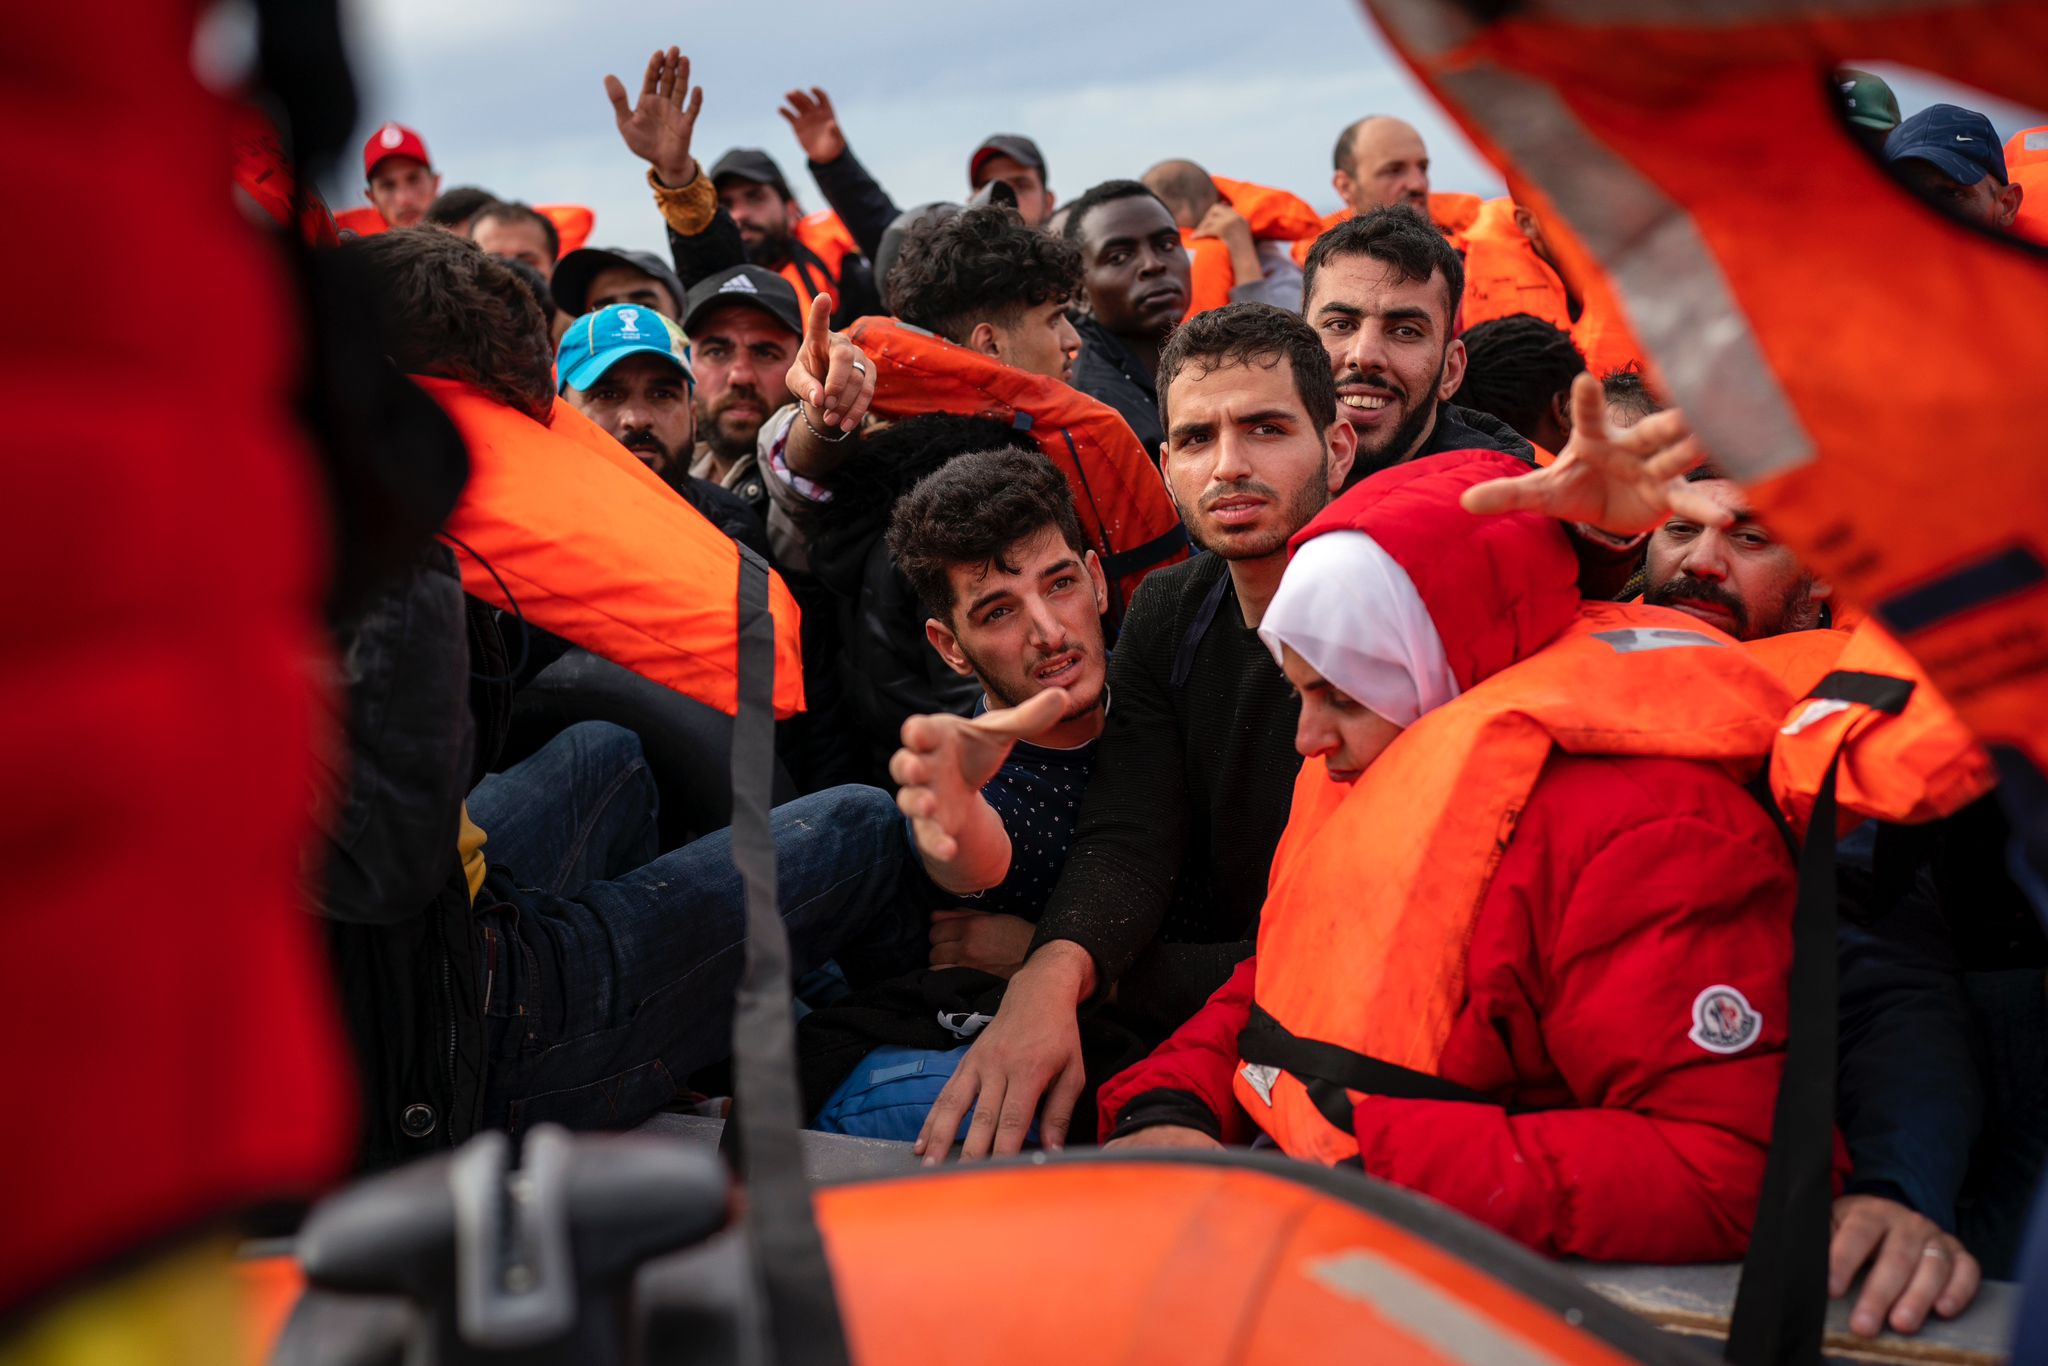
[316, 546, 510, 1169]
[1069, 313, 1163, 456]
[666, 148, 895, 329]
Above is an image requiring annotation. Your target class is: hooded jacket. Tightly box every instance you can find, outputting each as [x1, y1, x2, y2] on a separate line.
[1101, 452, 1800, 1263]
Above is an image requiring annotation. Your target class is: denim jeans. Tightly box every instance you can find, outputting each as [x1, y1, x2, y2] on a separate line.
[470, 720, 659, 895]
[473, 730, 922, 1135]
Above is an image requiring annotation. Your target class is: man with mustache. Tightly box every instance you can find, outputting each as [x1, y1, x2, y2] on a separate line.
[915, 303, 1355, 1160]
[679, 265, 804, 535]
[556, 303, 769, 554]
[1642, 468, 1834, 641]
[1304, 206, 1533, 484]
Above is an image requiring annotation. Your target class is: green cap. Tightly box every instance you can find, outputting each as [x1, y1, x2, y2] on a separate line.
[1838, 69, 1902, 132]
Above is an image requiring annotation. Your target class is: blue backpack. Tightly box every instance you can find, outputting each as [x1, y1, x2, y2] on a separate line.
[812, 1044, 1039, 1145]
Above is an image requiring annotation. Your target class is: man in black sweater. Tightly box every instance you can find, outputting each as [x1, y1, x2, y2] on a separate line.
[915, 303, 1355, 1161]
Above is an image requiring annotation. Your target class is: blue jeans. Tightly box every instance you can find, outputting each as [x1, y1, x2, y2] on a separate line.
[472, 728, 923, 1134]
[470, 721, 659, 894]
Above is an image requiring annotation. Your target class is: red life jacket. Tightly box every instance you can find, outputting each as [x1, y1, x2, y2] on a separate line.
[845, 317, 1188, 619]
[5, 0, 355, 1314]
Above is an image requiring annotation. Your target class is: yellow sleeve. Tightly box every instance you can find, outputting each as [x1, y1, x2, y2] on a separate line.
[648, 166, 717, 237]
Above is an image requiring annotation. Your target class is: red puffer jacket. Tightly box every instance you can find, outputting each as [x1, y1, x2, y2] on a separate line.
[1099, 745, 1801, 1263]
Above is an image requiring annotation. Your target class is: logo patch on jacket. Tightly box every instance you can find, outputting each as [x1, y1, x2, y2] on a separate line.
[1240, 1062, 1279, 1106]
[1689, 985, 1762, 1054]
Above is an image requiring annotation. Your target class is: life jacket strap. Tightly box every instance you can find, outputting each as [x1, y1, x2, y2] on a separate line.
[1237, 1004, 1519, 1144]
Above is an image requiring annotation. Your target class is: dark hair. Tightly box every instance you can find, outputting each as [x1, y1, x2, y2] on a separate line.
[345, 228, 555, 421]
[1062, 178, 1168, 247]
[1600, 367, 1664, 427]
[1156, 302, 1336, 436]
[426, 185, 499, 226]
[1301, 205, 1463, 323]
[1332, 115, 1389, 173]
[471, 200, 560, 261]
[887, 447, 1088, 623]
[884, 204, 1081, 343]
[1452, 313, 1585, 442]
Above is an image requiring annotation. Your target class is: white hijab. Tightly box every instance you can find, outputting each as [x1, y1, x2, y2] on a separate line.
[1256, 530, 1459, 728]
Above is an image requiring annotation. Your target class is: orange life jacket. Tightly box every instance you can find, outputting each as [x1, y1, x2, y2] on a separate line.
[334, 204, 386, 238]
[1183, 177, 1324, 317]
[1238, 601, 1789, 1164]
[536, 202, 594, 256]
[2005, 127, 2048, 246]
[1290, 192, 1489, 265]
[775, 210, 861, 315]
[1361, 0, 2048, 779]
[844, 316, 1188, 619]
[1765, 620, 1995, 842]
[418, 376, 806, 718]
[1459, 200, 1643, 377]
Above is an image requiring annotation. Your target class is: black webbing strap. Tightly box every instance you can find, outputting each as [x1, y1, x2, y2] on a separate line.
[728, 548, 851, 1365]
[1170, 572, 1233, 693]
[1808, 670, 1915, 714]
[1238, 1004, 1510, 1140]
[1725, 755, 1841, 1366]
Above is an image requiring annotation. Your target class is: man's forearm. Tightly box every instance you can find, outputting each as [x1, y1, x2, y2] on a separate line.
[920, 794, 1013, 896]
[1022, 937, 1099, 1004]
[783, 399, 861, 482]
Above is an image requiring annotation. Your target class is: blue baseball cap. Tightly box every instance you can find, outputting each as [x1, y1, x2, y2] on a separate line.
[1886, 103, 2008, 186]
[555, 304, 694, 394]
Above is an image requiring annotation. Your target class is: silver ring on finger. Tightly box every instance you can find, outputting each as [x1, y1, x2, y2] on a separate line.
[1923, 1244, 1949, 1259]
[850, 359, 868, 375]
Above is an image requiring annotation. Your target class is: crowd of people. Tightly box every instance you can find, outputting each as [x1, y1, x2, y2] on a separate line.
[306, 47, 2048, 1344]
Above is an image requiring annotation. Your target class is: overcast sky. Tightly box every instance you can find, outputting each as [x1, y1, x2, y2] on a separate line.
[321, 2, 2043, 257]
[325, 0, 1502, 254]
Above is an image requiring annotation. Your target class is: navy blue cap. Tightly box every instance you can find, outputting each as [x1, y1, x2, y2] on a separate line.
[1886, 103, 2008, 186]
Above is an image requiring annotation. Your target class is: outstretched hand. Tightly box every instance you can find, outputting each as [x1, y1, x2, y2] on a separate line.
[892, 689, 1070, 864]
[1459, 371, 1730, 535]
[778, 87, 848, 164]
[605, 47, 703, 188]
[786, 294, 877, 434]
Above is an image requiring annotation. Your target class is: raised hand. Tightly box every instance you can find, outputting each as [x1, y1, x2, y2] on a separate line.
[785, 293, 878, 433]
[778, 87, 848, 165]
[1459, 371, 1729, 535]
[605, 47, 703, 188]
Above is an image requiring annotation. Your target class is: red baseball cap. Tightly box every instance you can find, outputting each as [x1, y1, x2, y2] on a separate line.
[363, 122, 432, 182]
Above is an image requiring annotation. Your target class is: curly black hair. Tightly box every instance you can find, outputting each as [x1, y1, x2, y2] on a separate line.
[1155, 301, 1337, 437]
[887, 446, 1088, 624]
[1453, 312, 1585, 443]
[883, 204, 1081, 344]
[344, 227, 555, 421]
